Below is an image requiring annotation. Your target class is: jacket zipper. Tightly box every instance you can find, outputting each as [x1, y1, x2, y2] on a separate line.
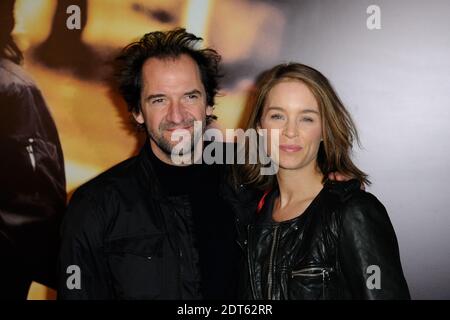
[26, 138, 36, 171]
[267, 225, 279, 299]
[247, 225, 260, 300]
[291, 267, 333, 298]
[291, 266, 333, 277]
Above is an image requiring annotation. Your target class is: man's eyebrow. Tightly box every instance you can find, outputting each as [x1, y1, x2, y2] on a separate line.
[144, 90, 202, 101]
[145, 93, 166, 101]
[184, 89, 202, 96]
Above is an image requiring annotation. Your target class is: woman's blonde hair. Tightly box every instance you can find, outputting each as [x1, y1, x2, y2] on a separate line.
[233, 63, 369, 190]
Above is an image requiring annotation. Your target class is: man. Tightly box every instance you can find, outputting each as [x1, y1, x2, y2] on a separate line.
[1, 0, 66, 299]
[58, 28, 246, 299]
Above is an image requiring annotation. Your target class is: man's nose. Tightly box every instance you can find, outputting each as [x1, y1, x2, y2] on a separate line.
[166, 101, 184, 124]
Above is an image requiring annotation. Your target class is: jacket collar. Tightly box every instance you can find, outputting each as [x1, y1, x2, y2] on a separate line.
[137, 139, 165, 199]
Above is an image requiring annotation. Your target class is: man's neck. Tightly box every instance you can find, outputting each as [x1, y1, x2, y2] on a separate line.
[149, 139, 203, 166]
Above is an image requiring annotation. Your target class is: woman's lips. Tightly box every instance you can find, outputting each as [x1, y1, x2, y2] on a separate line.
[280, 144, 302, 152]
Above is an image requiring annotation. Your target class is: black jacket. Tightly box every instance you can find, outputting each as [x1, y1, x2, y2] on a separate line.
[237, 180, 410, 300]
[58, 142, 240, 300]
[0, 58, 66, 288]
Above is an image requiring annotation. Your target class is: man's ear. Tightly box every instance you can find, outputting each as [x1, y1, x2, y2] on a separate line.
[206, 105, 213, 116]
[132, 109, 145, 125]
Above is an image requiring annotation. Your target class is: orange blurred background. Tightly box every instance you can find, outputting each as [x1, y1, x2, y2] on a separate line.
[11, 0, 286, 299]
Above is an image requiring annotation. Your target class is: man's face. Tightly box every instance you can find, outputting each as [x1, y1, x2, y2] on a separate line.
[134, 54, 212, 164]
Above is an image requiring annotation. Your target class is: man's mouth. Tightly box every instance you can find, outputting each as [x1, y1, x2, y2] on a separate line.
[165, 125, 193, 132]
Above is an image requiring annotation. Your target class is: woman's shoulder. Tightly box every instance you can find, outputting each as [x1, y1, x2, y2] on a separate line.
[331, 186, 393, 236]
[324, 179, 361, 202]
[324, 179, 389, 221]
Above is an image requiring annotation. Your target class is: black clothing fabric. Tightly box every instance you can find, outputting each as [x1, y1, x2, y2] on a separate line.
[0, 58, 66, 297]
[58, 141, 239, 300]
[147, 144, 240, 299]
[239, 180, 411, 300]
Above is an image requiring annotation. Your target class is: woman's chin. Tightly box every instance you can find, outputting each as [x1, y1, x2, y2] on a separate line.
[277, 160, 303, 171]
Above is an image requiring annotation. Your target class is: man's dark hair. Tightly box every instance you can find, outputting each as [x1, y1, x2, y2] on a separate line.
[115, 28, 221, 125]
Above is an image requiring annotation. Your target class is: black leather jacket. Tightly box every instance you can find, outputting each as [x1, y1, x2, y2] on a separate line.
[58, 142, 240, 299]
[0, 58, 66, 288]
[236, 180, 410, 300]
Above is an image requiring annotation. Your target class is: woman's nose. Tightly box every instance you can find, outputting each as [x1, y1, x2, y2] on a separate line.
[283, 120, 298, 138]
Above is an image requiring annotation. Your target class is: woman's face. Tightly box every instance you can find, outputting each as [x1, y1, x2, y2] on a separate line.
[259, 80, 323, 171]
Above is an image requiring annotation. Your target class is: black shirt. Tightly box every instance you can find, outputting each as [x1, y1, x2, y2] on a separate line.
[148, 144, 239, 299]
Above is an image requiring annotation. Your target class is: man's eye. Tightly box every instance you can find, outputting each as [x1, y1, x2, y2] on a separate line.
[151, 98, 165, 104]
[187, 94, 199, 100]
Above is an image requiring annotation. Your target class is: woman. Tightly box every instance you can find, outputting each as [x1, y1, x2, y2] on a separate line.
[234, 63, 410, 299]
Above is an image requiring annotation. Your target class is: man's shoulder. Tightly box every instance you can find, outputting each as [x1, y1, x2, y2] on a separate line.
[63, 155, 142, 231]
[74, 154, 141, 199]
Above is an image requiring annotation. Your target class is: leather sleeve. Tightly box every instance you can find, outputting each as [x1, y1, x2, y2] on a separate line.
[57, 188, 113, 299]
[0, 82, 66, 288]
[338, 191, 411, 299]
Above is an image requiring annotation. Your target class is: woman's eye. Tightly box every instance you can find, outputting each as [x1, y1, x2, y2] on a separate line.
[270, 114, 284, 120]
[301, 117, 314, 122]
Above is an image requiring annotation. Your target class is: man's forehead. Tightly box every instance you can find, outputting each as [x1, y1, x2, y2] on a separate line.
[142, 54, 199, 74]
[141, 55, 204, 92]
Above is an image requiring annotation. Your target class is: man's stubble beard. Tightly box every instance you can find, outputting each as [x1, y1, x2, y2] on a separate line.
[148, 118, 205, 157]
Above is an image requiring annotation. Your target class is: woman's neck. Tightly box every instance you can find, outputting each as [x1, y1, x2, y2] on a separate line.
[276, 161, 324, 208]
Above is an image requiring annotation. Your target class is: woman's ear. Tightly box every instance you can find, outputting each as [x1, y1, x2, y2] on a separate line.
[256, 122, 264, 136]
